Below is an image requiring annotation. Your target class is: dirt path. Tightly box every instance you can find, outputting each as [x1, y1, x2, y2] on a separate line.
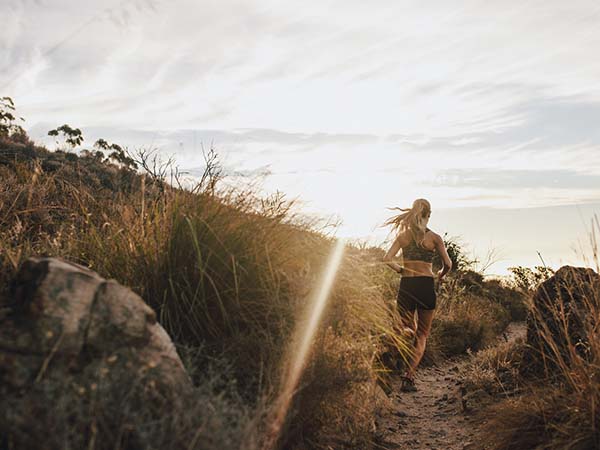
[376, 322, 527, 450]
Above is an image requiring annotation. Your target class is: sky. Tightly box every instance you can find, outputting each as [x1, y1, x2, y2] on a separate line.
[2, 0, 600, 274]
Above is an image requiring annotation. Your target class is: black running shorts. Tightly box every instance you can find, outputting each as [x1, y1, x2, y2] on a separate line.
[397, 276, 436, 312]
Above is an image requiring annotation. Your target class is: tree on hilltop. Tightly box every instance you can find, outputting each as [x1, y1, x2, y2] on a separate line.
[0, 96, 26, 138]
[48, 124, 84, 149]
[94, 138, 138, 170]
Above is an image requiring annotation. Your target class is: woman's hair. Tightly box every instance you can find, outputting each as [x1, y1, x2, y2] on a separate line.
[384, 198, 431, 247]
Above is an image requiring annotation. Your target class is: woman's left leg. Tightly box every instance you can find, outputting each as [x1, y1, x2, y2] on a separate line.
[405, 308, 435, 378]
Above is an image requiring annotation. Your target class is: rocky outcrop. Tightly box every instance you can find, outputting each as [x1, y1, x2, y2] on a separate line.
[525, 265, 600, 374]
[0, 257, 191, 449]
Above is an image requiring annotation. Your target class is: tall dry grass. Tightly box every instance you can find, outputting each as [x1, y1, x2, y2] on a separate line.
[468, 218, 600, 450]
[0, 136, 401, 449]
[0, 130, 525, 448]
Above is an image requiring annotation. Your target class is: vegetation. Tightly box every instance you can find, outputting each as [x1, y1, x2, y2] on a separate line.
[0, 116, 400, 449]
[433, 233, 477, 273]
[423, 268, 524, 363]
[0, 97, 25, 138]
[508, 264, 555, 293]
[48, 123, 84, 148]
[0, 99, 530, 449]
[463, 247, 600, 450]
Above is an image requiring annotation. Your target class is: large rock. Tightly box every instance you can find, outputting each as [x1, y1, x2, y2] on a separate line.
[0, 257, 191, 448]
[525, 265, 600, 374]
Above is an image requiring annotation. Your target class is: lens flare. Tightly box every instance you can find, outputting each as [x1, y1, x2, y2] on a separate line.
[265, 239, 345, 449]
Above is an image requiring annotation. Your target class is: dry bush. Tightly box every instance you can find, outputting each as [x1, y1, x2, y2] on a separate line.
[459, 335, 527, 414]
[422, 271, 518, 363]
[483, 386, 599, 450]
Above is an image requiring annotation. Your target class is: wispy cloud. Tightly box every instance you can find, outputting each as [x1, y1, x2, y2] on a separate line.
[433, 168, 600, 190]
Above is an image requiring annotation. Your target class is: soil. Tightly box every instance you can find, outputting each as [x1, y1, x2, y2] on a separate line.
[376, 322, 527, 450]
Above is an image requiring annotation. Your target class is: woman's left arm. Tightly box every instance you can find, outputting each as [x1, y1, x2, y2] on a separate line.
[434, 233, 453, 279]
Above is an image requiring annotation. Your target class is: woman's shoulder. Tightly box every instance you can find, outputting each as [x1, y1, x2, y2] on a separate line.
[424, 227, 437, 237]
[395, 228, 413, 246]
[426, 229, 443, 243]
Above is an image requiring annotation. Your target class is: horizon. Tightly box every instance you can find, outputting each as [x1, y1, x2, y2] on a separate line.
[3, 0, 600, 275]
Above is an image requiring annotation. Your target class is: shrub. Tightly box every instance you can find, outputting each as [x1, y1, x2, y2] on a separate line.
[418, 266, 521, 363]
[427, 294, 510, 360]
[508, 265, 555, 293]
[432, 233, 476, 272]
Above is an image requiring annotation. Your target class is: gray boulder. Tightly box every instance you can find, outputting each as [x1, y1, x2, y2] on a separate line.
[0, 257, 191, 449]
[524, 265, 600, 375]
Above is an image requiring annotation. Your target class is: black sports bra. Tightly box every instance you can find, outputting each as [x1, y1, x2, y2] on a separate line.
[402, 229, 436, 263]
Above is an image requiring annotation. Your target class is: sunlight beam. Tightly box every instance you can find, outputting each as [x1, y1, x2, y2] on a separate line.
[266, 239, 345, 449]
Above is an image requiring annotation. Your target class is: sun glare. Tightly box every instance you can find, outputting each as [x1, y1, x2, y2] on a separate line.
[266, 239, 345, 449]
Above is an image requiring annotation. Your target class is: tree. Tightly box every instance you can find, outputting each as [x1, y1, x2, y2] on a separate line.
[0, 96, 26, 137]
[508, 265, 555, 293]
[48, 124, 84, 148]
[94, 139, 138, 170]
[433, 233, 476, 272]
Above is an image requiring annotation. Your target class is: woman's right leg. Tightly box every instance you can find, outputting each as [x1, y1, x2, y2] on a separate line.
[397, 278, 417, 337]
[398, 306, 416, 337]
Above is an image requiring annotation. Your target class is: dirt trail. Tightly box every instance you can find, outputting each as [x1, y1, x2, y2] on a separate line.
[376, 322, 527, 450]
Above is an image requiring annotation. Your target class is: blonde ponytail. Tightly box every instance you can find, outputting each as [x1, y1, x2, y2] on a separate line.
[384, 198, 431, 247]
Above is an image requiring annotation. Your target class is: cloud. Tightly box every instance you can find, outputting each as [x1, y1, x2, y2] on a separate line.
[3, 0, 600, 136]
[432, 168, 600, 190]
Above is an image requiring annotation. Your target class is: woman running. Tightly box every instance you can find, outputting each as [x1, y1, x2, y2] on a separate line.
[382, 198, 453, 392]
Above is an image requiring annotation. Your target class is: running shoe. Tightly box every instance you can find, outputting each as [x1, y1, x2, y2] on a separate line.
[400, 375, 417, 392]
